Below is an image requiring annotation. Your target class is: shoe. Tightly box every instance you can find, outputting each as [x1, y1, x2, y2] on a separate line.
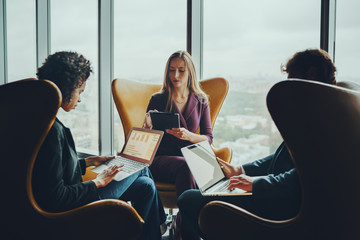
[160, 223, 167, 236]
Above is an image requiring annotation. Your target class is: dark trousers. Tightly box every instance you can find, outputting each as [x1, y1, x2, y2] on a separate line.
[178, 189, 300, 240]
[150, 155, 198, 226]
[150, 155, 197, 197]
[177, 190, 256, 240]
[98, 168, 166, 240]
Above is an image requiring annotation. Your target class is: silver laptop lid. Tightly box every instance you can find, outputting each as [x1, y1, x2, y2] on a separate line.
[181, 141, 226, 192]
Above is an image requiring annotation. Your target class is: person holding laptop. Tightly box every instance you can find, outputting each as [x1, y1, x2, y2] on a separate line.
[177, 49, 337, 240]
[32, 51, 166, 240]
[143, 50, 213, 228]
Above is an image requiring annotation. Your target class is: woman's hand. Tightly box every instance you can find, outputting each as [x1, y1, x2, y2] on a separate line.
[166, 127, 194, 141]
[228, 174, 253, 192]
[93, 164, 123, 188]
[143, 109, 158, 129]
[217, 157, 243, 178]
[85, 156, 115, 167]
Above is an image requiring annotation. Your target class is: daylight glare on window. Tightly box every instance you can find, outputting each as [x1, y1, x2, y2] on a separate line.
[335, 0, 360, 84]
[7, 0, 36, 82]
[5, 0, 354, 160]
[203, 0, 320, 166]
[51, 0, 99, 155]
[113, 0, 186, 151]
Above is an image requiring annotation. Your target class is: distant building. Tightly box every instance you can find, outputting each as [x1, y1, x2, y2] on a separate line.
[220, 134, 270, 166]
[226, 115, 267, 129]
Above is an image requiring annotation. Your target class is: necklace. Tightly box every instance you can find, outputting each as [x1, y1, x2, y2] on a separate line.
[174, 90, 189, 104]
[174, 97, 186, 104]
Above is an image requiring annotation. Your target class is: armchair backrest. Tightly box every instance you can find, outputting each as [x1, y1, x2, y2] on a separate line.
[267, 79, 360, 238]
[198, 77, 229, 129]
[112, 77, 229, 138]
[1, 79, 62, 236]
[112, 78, 161, 138]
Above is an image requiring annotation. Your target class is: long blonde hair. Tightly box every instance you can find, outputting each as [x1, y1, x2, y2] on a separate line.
[161, 50, 208, 112]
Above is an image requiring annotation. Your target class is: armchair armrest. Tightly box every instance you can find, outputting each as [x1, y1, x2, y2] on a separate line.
[199, 201, 295, 240]
[211, 145, 233, 163]
[82, 166, 97, 181]
[38, 199, 144, 240]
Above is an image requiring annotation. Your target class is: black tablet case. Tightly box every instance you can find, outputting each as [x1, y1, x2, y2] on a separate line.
[150, 112, 180, 131]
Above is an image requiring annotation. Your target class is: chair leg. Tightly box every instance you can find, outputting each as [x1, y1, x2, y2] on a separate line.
[165, 209, 177, 238]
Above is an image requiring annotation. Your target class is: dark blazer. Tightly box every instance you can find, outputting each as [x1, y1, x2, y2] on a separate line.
[32, 118, 99, 212]
[242, 142, 301, 217]
[146, 91, 213, 156]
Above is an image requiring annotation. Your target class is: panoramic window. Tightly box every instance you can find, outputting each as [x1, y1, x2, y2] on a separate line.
[335, 0, 360, 83]
[7, 0, 36, 82]
[113, 0, 186, 151]
[203, 0, 321, 165]
[51, 0, 99, 154]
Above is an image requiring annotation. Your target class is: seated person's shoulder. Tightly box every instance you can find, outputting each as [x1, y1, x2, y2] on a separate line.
[149, 91, 168, 107]
[337, 81, 360, 91]
[151, 91, 168, 99]
[46, 120, 66, 141]
[198, 95, 208, 105]
[51, 120, 64, 132]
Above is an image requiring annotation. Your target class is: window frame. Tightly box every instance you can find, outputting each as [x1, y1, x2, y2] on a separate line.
[0, 0, 336, 156]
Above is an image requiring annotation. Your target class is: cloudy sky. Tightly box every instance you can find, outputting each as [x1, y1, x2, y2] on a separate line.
[5, 0, 360, 152]
[6, 0, 360, 83]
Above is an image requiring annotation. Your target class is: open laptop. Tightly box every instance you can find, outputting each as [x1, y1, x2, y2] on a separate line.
[92, 127, 163, 181]
[181, 141, 252, 196]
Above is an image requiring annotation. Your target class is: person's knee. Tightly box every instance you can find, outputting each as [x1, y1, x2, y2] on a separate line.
[178, 189, 201, 212]
[176, 160, 192, 177]
[141, 167, 151, 177]
[137, 176, 157, 195]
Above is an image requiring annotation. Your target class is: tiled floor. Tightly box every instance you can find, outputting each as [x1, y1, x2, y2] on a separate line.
[161, 209, 203, 240]
[162, 209, 176, 240]
[162, 228, 174, 240]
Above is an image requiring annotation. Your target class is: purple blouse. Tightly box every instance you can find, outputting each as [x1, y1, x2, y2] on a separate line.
[146, 91, 213, 156]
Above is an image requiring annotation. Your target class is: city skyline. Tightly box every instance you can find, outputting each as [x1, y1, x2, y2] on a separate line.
[4, 0, 360, 160]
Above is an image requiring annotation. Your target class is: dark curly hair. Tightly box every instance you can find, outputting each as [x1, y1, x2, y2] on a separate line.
[282, 49, 336, 85]
[37, 51, 92, 104]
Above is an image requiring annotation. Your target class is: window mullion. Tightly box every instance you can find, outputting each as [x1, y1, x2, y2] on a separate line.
[98, 0, 113, 156]
[190, 0, 203, 80]
[328, 0, 336, 60]
[0, 0, 6, 85]
[36, 0, 50, 69]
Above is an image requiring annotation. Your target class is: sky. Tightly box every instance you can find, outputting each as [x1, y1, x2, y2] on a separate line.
[5, 0, 360, 83]
[5, 0, 360, 153]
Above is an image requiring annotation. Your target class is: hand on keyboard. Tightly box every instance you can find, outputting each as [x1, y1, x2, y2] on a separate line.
[85, 155, 116, 167]
[228, 174, 254, 192]
[107, 157, 147, 174]
[92, 164, 124, 188]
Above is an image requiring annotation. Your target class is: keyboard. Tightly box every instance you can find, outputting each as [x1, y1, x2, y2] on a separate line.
[105, 156, 146, 174]
[208, 180, 229, 193]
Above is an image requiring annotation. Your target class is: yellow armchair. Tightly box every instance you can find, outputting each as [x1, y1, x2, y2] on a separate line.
[111, 77, 233, 213]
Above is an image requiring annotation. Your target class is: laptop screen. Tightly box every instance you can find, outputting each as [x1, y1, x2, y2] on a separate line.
[181, 141, 226, 191]
[121, 127, 163, 164]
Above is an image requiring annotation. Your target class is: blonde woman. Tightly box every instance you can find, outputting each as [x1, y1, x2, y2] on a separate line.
[144, 50, 213, 228]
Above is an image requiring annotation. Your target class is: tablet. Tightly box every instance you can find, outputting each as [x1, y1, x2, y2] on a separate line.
[150, 112, 180, 131]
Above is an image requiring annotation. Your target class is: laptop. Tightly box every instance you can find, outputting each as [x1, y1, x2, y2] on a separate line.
[92, 127, 164, 181]
[181, 141, 252, 196]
